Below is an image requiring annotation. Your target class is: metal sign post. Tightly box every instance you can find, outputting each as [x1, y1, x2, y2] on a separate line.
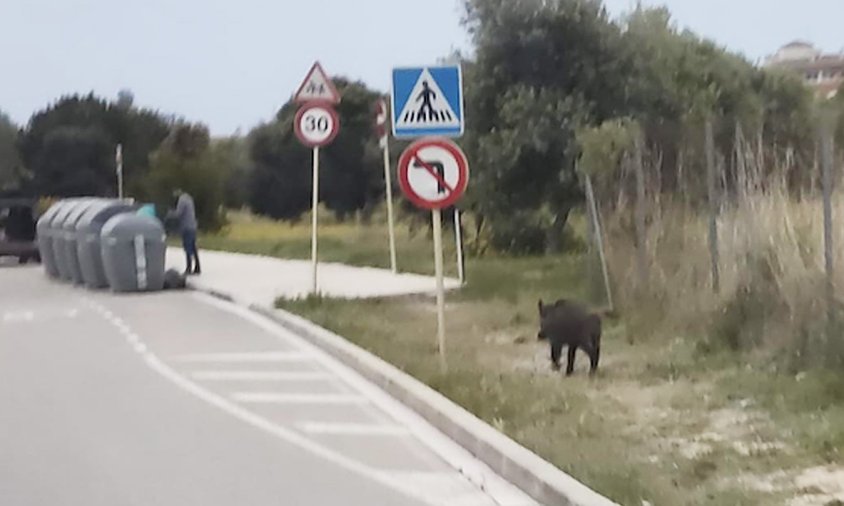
[397, 138, 469, 370]
[454, 208, 465, 285]
[311, 147, 320, 294]
[375, 99, 398, 273]
[116, 144, 123, 199]
[294, 104, 339, 295]
[293, 62, 342, 295]
[431, 208, 446, 371]
[383, 141, 398, 274]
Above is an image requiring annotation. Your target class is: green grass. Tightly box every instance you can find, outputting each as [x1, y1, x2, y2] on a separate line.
[206, 211, 844, 506]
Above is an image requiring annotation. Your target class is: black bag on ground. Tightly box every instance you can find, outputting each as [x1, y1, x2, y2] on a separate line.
[163, 269, 187, 290]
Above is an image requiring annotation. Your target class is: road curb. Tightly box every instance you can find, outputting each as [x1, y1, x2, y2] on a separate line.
[189, 283, 618, 506]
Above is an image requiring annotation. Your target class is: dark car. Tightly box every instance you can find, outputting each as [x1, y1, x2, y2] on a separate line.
[0, 198, 40, 264]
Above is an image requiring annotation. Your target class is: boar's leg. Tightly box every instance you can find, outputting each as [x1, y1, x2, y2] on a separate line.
[551, 340, 563, 371]
[566, 345, 577, 376]
[584, 341, 600, 375]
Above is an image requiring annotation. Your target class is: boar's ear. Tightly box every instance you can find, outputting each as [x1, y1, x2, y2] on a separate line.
[538, 299, 544, 313]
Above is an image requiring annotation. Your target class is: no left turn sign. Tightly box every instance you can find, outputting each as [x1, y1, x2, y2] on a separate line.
[398, 138, 469, 210]
[295, 102, 340, 148]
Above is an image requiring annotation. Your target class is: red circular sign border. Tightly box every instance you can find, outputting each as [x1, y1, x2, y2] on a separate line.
[294, 102, 341, 148]
[398, 137, 469, 210]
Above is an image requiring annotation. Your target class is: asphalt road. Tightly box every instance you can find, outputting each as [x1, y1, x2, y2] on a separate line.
[0, 265, 531, 506]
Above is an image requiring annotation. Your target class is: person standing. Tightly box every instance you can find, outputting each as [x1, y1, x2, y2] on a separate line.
[170, 189, 201, 275]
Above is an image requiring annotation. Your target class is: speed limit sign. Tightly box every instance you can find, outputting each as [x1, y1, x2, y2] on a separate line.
[294, 102, 340, 148]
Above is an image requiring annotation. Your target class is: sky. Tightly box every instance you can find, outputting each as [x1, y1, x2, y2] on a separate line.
[1, 0, 842, 136]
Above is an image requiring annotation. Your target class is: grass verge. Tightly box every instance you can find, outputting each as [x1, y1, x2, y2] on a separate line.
[278, 261, 844, 505]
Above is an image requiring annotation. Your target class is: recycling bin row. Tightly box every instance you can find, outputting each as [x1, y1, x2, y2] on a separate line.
[36, 198, 167, 292]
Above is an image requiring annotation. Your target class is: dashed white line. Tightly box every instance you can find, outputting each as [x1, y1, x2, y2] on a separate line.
[2, 311, 34, 323]
[231, 392, 368, 405]
[190, 371, 333, 382]
[172, 351, 309, 363]
[300, 422, 409, 436]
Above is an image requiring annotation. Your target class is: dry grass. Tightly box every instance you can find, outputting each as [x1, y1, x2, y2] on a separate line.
[603, 184, 844, 369]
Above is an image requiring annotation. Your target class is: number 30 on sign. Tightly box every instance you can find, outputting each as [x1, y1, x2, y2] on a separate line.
[295, 102, 340, 148]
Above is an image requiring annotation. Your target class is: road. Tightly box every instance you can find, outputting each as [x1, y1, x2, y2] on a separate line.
[0, 264, 534, 506]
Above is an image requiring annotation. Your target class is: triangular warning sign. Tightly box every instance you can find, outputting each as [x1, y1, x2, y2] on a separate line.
[295, 62, 341, 104]
[395, 69, 460, 130]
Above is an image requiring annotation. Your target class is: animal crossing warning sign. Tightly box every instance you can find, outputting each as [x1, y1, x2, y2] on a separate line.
[391, 65, 464, 138]
[398, 138, 469, 210]
[295, 62, 341, 104]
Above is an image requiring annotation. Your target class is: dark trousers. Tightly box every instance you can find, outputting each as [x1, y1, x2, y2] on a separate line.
[182, 229, 201, 274]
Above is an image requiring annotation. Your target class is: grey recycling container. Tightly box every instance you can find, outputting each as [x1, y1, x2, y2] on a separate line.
[76, 200, 136, 289]
[54, 198, 101, 282]
[37, 200, 71, 278]
[50, 200, 88, 282]
[101, 214, 166, 292]
[61, 198, 108, 284]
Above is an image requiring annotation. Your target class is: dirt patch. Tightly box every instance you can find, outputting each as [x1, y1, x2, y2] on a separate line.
[733, 466, 844, 506]
[790, 466, 844, 506]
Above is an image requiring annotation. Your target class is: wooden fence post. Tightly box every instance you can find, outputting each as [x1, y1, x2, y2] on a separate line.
[585, 172, 614, 312]
[705, 119, 721, 294]
[821, 118, 835, 311]
[633, 133, 648, 289]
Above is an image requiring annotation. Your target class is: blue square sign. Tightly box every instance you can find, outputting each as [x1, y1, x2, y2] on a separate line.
[391, 65, 464, 138]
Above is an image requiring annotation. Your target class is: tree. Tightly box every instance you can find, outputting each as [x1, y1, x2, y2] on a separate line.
[462, 0, 628, 253]
[248, 111, 312, 220]
[619, 6, 815, 195]
[145, 123, 228, 231]
[32, 126, 114, 197]
[18, 93, 169, 198]
[247, 79, 384, 221]
[214, 135, 252, 209]
[0, 111, 23, 191]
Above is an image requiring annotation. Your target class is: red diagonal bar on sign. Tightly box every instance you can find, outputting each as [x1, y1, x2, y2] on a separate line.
[412, 154, 455, 195]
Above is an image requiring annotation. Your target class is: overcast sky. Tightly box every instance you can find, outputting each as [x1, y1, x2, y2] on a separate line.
[1, 0, 841, 135]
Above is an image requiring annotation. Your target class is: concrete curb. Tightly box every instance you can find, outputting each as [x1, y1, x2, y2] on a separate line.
[189, 282, 619, 506]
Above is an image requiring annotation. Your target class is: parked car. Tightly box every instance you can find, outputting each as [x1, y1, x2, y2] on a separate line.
[0, 198, 40, 264]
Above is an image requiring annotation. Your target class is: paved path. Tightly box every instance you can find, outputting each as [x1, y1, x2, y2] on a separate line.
[166, 249, 461, 305]
[0, 265, 534, 506]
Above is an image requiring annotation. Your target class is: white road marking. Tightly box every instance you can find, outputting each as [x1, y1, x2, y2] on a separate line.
[190, 371, 332, 382]
[114, 320, 132, 335]
[2, 311, 35, 323]
[83, 297, 447, 506]
[231, 392, 367, 405]
[172, 351, 309, 363]
[300, 422, 409, 436]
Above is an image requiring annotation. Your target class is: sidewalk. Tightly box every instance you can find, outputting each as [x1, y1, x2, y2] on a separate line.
[165, 249, 461, 305]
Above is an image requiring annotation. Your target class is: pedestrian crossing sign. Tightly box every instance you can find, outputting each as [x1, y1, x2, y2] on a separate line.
[391, 65, 464, 138]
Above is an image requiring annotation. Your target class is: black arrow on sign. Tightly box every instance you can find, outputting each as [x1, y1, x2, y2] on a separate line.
[412, 156, 453, 195]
